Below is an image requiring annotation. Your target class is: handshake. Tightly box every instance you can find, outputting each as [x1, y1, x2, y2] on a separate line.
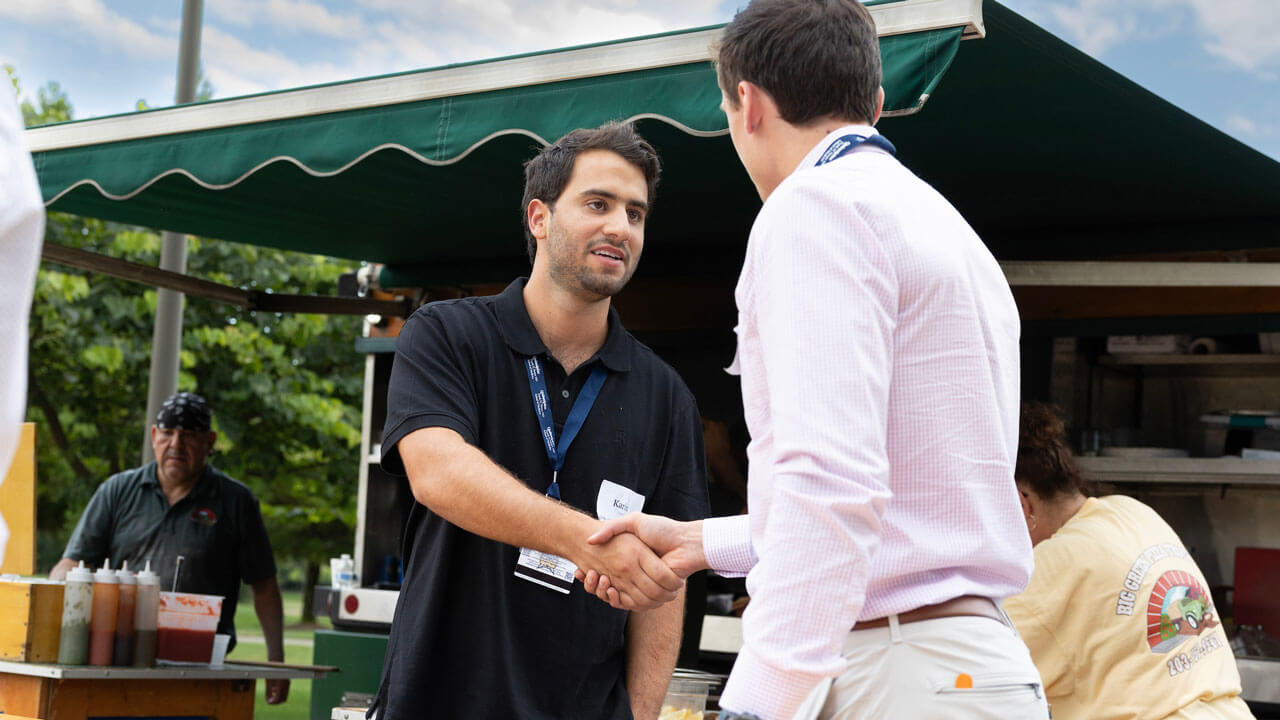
[572, 513, 707, 612]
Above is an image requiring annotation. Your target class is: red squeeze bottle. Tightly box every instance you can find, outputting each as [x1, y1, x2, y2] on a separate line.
[113, 561, 137, 665]
[88, 559, 120, 666]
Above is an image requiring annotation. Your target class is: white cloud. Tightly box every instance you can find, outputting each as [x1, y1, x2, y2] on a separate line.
[1046, 0, 1139, 57]
[353, 0, 723, 64]
[0, 0, 174, 60]
[1226, 113, 1258, 134]
[194, 0, 727, 99]
[1184, 0, 1280, 75]
[1027, 0, 1280, 74]
[201, 25, 367, 97]
[207, 0, 368, 38]
[1226, 112, 1277, 138]
[6, 0, 728, 112]
[266, 0, 366, 37]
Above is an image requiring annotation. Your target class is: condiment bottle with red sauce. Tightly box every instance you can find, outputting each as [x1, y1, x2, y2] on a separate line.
[88, 559, 119, 666]
[113, 561, 137, 665]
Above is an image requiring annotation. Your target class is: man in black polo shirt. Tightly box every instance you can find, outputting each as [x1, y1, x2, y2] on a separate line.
[52, 392, 289, 704]
[374, 122, 709, 719]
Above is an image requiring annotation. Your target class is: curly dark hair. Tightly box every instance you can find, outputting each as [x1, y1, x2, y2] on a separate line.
[1016, 403, 1092, 500]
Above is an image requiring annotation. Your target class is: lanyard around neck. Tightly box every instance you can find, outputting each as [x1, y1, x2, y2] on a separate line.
[815, 132, 896, 167]
[524, 356, 608, 500]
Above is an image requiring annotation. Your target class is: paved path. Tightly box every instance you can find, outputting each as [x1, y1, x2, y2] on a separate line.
[237, 634, 315, 648]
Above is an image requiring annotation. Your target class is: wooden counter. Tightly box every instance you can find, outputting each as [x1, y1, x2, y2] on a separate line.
[0, 660, 327, 719]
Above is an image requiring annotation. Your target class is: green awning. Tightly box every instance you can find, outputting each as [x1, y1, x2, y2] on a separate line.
[26, 0, 976, 280]
[24, 0, 1280, 289]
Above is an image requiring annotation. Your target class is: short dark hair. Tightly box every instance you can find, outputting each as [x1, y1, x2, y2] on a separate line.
[716, 0, 882, 126]
[1016, 403, 1093, 500]
[521, 122, 661, 263]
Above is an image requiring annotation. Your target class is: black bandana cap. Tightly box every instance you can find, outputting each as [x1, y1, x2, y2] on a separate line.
[155, 392, 213, 432]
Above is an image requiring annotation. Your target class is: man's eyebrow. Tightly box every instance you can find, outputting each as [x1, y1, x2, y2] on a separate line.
[579, 188, 649, 213]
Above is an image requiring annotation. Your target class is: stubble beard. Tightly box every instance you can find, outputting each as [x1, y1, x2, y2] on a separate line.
[547, 226, 636, 300]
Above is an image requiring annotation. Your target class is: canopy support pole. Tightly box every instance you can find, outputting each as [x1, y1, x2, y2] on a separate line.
[142, 0, 202, 464]
[42, 242, 411, 317]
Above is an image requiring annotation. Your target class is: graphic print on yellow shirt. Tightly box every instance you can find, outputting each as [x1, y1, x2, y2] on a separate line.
[1114, 543, 1229, 676]
[1006, 496, 1254, 720]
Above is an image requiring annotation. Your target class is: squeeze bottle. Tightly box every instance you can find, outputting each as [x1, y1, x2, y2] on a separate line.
[133, 560, 160, 667]
[57, 560, 94, 665]
[113, 561, 137, 665]
[88, 558, 119, 666]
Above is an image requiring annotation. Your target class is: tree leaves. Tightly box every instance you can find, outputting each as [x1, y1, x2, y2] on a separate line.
[30, 210, 366, 572]
[20, 70, 366, 592]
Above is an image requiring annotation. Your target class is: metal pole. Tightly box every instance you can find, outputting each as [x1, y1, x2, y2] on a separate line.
[142, 0, 203, 463]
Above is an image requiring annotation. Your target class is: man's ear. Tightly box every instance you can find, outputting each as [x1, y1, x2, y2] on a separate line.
[872, 86, 885, 125]
[527, 199, 551, 241]
[739, 80, 769, 134]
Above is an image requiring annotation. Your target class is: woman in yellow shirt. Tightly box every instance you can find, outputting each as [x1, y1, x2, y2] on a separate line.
[1004, 404, 1254, 720]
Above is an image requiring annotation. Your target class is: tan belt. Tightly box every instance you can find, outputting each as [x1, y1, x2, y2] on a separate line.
[852, 595, 1002, 631]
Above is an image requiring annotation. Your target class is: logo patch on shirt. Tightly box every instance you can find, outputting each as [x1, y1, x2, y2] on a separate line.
[1146, 570, 1219, 653]
[191, 507, 218, 527]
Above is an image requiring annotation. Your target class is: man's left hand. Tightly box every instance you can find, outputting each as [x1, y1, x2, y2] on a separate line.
[265, 678, 290, 704]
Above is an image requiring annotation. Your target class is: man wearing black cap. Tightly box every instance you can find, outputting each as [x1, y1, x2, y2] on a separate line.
[51, 392, 290, 704]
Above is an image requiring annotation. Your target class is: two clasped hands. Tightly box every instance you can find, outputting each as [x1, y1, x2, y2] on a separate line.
[573, 513, 708, 611]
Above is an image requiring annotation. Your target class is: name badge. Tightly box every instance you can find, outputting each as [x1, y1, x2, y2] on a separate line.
[514, 547, 577, 594]
[596, 479, 646, 521]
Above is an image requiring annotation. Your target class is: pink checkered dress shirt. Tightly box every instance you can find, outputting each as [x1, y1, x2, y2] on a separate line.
[703, 125, 1034, 720]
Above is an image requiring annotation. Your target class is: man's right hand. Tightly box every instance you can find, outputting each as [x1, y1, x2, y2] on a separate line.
[573, 530, 683, 611]
[579, 513, 707, 609]
[49, 557, 78, 581]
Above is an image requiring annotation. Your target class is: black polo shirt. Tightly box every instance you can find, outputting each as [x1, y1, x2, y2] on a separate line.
[63, 462, 278, 639]
[375, 278, 708, 720]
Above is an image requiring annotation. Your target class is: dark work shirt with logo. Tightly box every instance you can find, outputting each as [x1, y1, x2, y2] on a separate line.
[374, 278, 709, 720]
[63, 462, 277, 639]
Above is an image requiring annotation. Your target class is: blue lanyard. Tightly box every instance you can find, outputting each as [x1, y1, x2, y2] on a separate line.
[815, 133, 896, 166]
[524, 356, 608, 500]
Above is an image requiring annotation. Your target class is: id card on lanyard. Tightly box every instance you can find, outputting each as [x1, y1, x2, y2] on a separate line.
[513, 355, 608, 594]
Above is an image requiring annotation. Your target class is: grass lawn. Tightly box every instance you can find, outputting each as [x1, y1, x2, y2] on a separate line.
[230, 588, 331, 720]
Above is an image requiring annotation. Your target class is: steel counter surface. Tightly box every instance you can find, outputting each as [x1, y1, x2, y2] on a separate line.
[1238, 656, 1280, 704]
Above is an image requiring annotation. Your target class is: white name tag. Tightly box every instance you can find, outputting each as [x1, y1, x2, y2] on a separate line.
[596, 479, 646, 521]
[514, 547, 577, 594]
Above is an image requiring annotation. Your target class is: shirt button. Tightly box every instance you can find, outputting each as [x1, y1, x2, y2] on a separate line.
[561, 390, 570, 399]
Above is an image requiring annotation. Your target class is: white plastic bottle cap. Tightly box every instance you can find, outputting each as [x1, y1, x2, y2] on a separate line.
[66, 560, 94, 584]
[94, 558, 119, 584]
[135, 560, 160, 586]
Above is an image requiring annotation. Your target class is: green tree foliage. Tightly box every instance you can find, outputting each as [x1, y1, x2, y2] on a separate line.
[19, 73, 365, 597]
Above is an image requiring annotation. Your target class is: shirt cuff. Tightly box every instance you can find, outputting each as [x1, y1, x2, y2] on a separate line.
[702, 514, 755, 577]
[719, 645, 823, 720]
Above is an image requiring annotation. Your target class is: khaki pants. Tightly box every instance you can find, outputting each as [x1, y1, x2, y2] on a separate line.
[792, 614, 1049, 720]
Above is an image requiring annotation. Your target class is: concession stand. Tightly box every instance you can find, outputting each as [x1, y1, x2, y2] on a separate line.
[0, 660, 322, 720]
[20, 0, 1280, 716]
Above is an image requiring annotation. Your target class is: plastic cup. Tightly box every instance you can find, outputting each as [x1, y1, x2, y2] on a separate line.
[210, 633, 231, 667]
[156, 591, 223, 663]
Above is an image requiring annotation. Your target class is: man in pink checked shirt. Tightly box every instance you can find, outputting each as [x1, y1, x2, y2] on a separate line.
[583, 1, 1049, 718]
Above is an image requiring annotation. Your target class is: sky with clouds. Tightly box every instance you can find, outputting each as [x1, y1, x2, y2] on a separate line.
[1, 0, 1277, 161]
